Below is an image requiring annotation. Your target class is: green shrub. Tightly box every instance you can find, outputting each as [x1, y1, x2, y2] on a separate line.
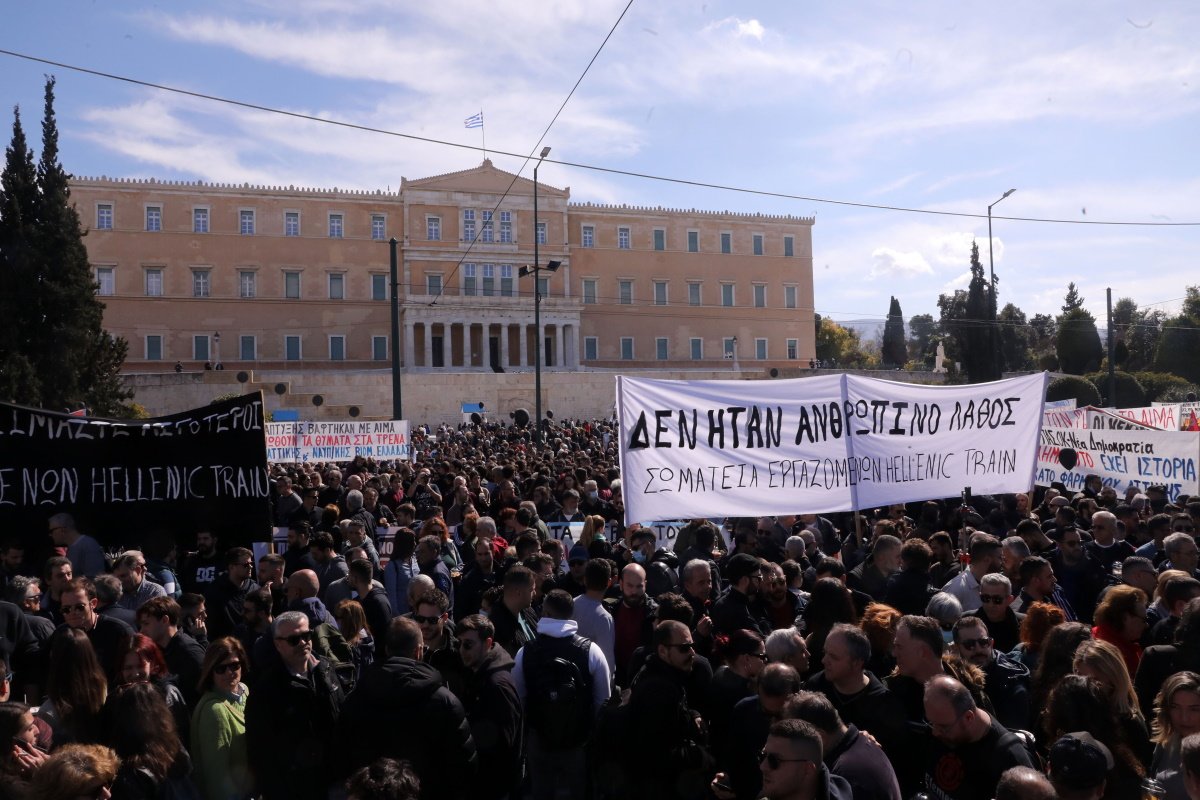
[1084, 371, 1146, 408]
[1133, 372, 1192, 403]
[1047, 375, 1101, 407]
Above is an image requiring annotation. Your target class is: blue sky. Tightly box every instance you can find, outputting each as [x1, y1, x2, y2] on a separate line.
[2, 0, 1197, 326]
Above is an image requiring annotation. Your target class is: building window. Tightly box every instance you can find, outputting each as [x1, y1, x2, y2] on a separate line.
[482, 264, 495, 296]
[653, 229, 666, 251]
[721, 232, 732, 254]
[193, 208, 209, 233]
[784, 236, 795, 257]
[240, 210, 255, 235]
[499, 211, 512, 243]
[618, 227, 631, 249]
[656, 337, 669, 360]
[371, 215, 386, 240]
[426, 274, 442, 295]
[192, 269, 211, 298]
[145, 268, 164, 297]
[620, 337, 634, 360]
[619, 280, 633, 305]
[285, 335, 302, 361]
[584, 337, 598, 361]
[753, 284, 767, 308]
[581, 225, 594, 248]
[756, 338, 768, 360]
[690, 338, 703, 360]
[481, 211, 494, 243]
[785, 285, 797, 309]
[329, 335, 346, 361]
[285, 212, 299, 237]
[284, 271, 301, 299]
[328, 273, 345, 300]
[145, 335, 163, 361]
[368, 274, 386, 301]
[372, 336, 388, 361]
[145, 206, 162, 232]
[462, 210, 476, 242]
[724, 338, 736, 358]
[753, 234, 764, 256]
[687, 230, 699, 253]
[787, 339, 798, 360]
[688, 283, 701, 306]
[721, 284, 735, 307]
[500, 265, 513, 296]
[537, 277, 549, 299]
[653, 281, 668, 306]
[96, 204, 113, 230]
[463, 264, 477, 296]
[329, 214, 344, 239]
[239, 271, 257, 298]
[240, 335, 257, 361]
[536, 221, 547, 245]
[426, 216, 441, 241]
[193, 334, 210, 361]
[582, 279, 597, 305]
[95, 267, 115, 296]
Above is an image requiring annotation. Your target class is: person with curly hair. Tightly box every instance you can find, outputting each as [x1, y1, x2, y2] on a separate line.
[29, 743, 119, 800]
[1009, 601, 1066, 672]
[1091, 584, 1148, 676]
[1151, 671, 1200, 800]
[1042, 674, 1145, 797]
[859, 603, 901, 678]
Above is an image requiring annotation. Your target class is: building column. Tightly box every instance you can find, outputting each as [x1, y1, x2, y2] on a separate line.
[404, 322, 415, 369]
[423, 322, 433, 370]
[554, 324, 565, 370]
[441, 322, 452, 369]
[566, 324, 577, 368]
[519, 324, 528, 368]
[499, 323, 509, 369]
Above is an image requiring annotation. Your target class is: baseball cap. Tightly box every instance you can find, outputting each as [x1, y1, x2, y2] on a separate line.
[1049, 732, 1113, 791]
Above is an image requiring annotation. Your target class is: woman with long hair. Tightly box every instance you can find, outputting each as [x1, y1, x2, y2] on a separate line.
[1092, 584, 1148, 675]
[106, 682, 195, 800]
[1009, 601, 1067, 672]
[190, 637, 252, 800]
[802, 577, 858, 669]
[1030, 621, 1092, 717]
[1043, 675, 1145, 797]
[1138, 597, 1200, 721]
[1074, 638, 1152, 767]
[859, 603, 902, 678]
[422, 516, 463, 573]
[37, 629, 107, 745]
[1151, 671, 1200, 799]
[0, 702, 48, 800]
[111, 634, 189, 742]
[707, 629, 767, 760]
[29, 743, 119, 800]
[335, 599, 375, 681]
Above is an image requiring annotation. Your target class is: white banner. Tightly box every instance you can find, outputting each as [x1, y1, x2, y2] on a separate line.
[1036, 426, 1200, 501]
[1042, 406, 1157, 432]
[1044, 398, 1077, 411]
[617, 373, 1048, 520]
[264, 420, 410, 463]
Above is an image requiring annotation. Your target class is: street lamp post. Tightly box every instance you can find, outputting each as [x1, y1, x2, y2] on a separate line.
[523, 146, 553, 446]
[213, 331, 221, 369]
[988, 189, 1016, 380]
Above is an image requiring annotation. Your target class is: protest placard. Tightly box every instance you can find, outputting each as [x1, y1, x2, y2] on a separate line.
[0, 393, 271, 549]
[1035, 425, 1200, 501]
[617, 372, 1048, 521]
[1042, 406, 1158, 431]
[265, 420, 410, 462]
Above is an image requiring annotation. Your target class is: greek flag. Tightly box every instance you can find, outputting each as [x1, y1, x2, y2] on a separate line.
[464, 112, 484, 129]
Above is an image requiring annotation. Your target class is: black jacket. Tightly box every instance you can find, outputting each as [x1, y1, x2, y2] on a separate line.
[825, 725, 902, 800]
[335, 656, 477, 800]
[805, 670, 909, 785]
[459, 646, 521, 799]
[963, 606, 1025, 653]
[982, 651, 1031, 731]
[489, 602, 539, 657]
[163, 631, 206, 707]
[204, 574, 259, 641]
[245, 655, 345, 800]
[603, 595, 659, 686]
[883, 568, 935, 616]
[710, 588, 769, 639]
[455, 566, 499, 620]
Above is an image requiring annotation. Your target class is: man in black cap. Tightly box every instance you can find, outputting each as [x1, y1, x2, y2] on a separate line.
[1047, 731, 1112, 800]
[711, 553, 770, 638]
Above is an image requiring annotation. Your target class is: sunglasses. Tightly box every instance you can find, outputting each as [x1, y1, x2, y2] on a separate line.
[214, 661, 242, 675]
[62, 602, 90, 614]
[275, 630, 313, 646]
[666, 642, 697, 653]
[759, 750, 812, 770]
[412, 614, 443, 625]
[979, 595, 1007, 605]
[957, 637, 991, 650]
[746, 652, 768, 662]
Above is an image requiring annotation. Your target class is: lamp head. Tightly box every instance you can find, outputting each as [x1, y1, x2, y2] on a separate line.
[540, 146, 552, 159]
[545, 260, 562, 272]
[1002, 188, 1016, 199]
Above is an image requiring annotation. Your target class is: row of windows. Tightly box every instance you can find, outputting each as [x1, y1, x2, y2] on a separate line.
[97, 267, 392, 301]
[584, 337, 800, 361]
[584, 279, 799, 309]
[146, 334, 390, 362]
[431, 210, 548, 245]
[95, 204, 389, 240]
[580, 225, 795, 256]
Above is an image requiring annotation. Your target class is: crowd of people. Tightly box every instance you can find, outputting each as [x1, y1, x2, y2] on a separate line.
[4, 419, 1200, 800]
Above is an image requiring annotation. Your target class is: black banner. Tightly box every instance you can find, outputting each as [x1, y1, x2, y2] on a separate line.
[0, 393, 271, 553]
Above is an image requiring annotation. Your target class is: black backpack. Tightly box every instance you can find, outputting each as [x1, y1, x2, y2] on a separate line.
[524, 633, 594, 749]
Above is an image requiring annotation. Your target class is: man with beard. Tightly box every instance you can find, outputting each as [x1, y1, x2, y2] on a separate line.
[455, 614, 521, 800]
[1048, 527, 1107, 622]
[181, 531, 222, 594]
[712, 553, 770, 639]
[604, 563, 658, 686]
[456, 535, 501, 619]
[951, 616, 1030, 731]
[962, 573, 1024, 653]
[756, 561, 803, 632]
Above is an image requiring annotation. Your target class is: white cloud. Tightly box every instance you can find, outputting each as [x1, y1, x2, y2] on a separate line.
[869, 247, 933, 279]
[735, 19, 766, 40]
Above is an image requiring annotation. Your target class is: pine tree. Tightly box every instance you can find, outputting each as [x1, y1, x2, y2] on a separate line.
[1055, 282, 1104, 375]
[962, 241, 994, 381]
[0, 105, 42, 403]
[882, 296, 907, 367]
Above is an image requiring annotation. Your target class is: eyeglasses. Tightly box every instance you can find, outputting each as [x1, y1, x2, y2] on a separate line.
[62, 602, 90, 614]
[747, 652, 768, 662]
[275, 630, 313, 646]
[666, 642, 697, 653]
[957, 637, 991, 650]
[979, 594, 1007, 605]
[412, 614, 442, 625]
[759, 750, 812, 770]
[214, 661, 242, 675]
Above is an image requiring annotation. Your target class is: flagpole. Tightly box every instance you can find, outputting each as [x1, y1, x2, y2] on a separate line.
[480, 108, 486, 161]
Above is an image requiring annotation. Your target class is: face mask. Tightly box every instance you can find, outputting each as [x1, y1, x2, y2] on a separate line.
[589, 491, 599, 499]
[942, 629, 955, 645]
[632, 551, 648, 564]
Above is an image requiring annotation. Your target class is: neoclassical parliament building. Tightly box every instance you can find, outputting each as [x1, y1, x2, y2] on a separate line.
[73, 160, 816, 376]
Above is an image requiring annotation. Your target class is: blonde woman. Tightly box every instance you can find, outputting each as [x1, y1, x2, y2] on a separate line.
[1074, 638, 1151, 766]
[1152, 671, 1200, 800]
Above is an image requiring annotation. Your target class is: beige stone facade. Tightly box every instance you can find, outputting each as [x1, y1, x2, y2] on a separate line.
[73, 160, 815, 381]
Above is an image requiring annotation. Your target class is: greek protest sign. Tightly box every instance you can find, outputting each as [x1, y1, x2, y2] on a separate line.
[1042, 406, 1157, 432]
[265, 420, 410, 462]
[1044, 399, 1077, 411]
[1035, 426, 1200, 501]
[0, 393, 271, 549]
[617, 372, 1048, 520]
